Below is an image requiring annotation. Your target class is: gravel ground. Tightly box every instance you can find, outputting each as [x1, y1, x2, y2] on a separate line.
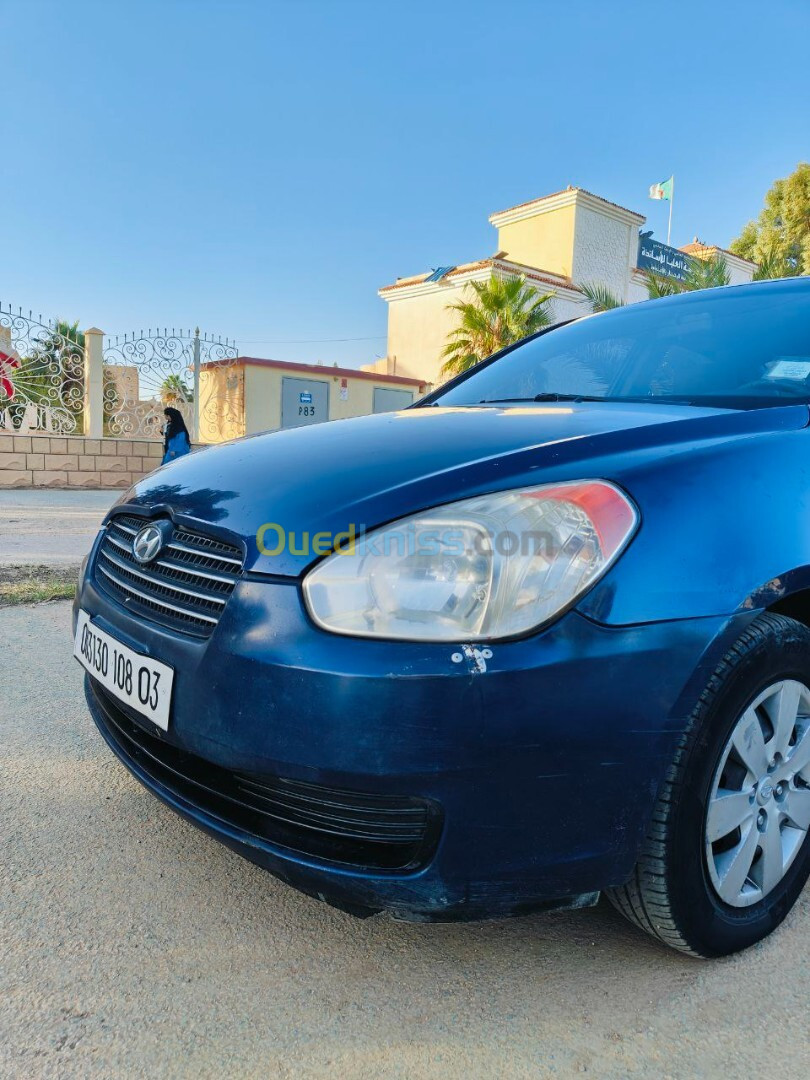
[2, 602, 809, 1079]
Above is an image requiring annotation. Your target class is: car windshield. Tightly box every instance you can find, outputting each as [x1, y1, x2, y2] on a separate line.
[433, 282, 810, 411]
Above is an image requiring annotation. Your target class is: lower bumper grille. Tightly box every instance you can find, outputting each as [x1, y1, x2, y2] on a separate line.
[89, 679, 439, 871]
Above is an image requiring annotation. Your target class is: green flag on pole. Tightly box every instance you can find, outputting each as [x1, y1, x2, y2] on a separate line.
[649, 176, 674, 201]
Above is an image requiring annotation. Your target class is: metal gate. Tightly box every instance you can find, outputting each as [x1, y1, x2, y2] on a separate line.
[102, 328, 240, 443]
[281, 376, 329, 429]
[372, 387, 414, 413]
[0, 304, 85, 435]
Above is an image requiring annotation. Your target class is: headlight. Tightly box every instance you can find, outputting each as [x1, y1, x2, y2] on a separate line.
[303, 480, 638, 642]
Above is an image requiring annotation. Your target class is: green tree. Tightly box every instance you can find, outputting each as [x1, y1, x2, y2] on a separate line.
[640, 253, 729, 300]
[730, 162, 810, 276]
[578, 282, 624, 312]
[9, 319, 85, 429]
[36, 319, 84, 378]
[683, 253, 731, 291]
[7, 319, 122, 435]
[751, 247, 793, 281]
[643, 270, 682, 299]
[440, 275, 553, 377]
[161, 373, 193, 402]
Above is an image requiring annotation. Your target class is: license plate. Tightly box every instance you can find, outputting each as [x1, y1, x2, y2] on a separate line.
[74, 609, 174, 731]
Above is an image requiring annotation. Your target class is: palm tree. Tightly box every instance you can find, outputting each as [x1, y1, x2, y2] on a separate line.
[753, 248, 792, 281]
[12, 318, 123, 435]
[642, 270, 682, 299]
[35, 319, 84, 373]
[578, 282, 624, 312]
[9, 318, 86, 429]
[641, 253, 731, 300]
[683, 253, 731, 291]
[440, 275, 553, 378]
[161, 373, 193, 402]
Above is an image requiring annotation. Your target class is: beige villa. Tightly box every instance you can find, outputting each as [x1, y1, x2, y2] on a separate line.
[368, 186, 757, 388]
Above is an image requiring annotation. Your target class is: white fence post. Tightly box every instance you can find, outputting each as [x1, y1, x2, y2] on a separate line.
[84, 327, 104, 438]
[192, 327, 201, 442]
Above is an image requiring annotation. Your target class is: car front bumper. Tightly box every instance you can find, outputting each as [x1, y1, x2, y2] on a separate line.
[76, 558, 752, 922]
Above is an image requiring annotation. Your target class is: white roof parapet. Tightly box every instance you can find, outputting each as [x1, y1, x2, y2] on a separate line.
[489, 187, 646, 230]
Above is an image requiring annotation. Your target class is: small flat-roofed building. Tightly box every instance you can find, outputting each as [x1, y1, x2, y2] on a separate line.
[200, 356, 427, 442]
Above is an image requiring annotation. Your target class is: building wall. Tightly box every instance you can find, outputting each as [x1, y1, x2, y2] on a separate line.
[0, 432, 165, 488]
[244, 365, 269, 435]
[547, 287, 588, 321]
[242, 365, 424, 434]
[495, 203, 576, 278]
[385, 286, 471, 385]
[723, 253, 757, 285]
[199, 365, 246, 443]
[106, 365, 139, 401]
[627, 271, 650, 305]
[570, 204, 638, 302]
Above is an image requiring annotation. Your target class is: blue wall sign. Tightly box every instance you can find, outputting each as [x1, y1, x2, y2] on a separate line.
[299, 392, 313, 405]
[637, 232, 691, 282]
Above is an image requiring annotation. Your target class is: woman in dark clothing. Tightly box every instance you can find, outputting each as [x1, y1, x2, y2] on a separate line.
[161, 407, 191, 465]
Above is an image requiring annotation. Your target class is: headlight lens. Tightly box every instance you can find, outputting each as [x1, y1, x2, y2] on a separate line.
[303, 480, 637, 642]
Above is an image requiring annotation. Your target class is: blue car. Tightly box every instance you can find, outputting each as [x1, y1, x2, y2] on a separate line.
[75, 278, 810, 957]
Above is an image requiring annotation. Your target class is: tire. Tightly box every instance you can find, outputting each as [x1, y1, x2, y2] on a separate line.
[606, 612, 810, 957]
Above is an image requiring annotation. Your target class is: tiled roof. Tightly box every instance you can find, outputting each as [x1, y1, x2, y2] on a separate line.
[680, 242, 757, 266]
[203, 355, 425, 388]
[379, 258, 580, 295]
[492, 259, 579, 292]
[490, 186, 645, 221]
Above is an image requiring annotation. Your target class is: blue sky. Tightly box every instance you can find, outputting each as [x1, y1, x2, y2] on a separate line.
[2, 0, 808, 367]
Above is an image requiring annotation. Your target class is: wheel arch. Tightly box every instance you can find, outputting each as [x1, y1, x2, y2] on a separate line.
[766, 586, 810, 630]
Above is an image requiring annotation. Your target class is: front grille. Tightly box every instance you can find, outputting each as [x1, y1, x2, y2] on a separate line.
[94, 514, 244, 637]
[90, 680, 438, 871]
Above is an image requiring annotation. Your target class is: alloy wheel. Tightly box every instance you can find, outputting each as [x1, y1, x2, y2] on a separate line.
[705, 679, 810, 908]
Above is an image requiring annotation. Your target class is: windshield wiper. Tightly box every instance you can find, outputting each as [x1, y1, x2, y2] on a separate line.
[478, 393, 608, 404]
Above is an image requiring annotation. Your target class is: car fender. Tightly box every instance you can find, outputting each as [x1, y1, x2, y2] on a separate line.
[577, 415, 810, 626]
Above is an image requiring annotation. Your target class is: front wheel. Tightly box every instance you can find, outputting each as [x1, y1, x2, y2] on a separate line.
[607, 613, 810, 957]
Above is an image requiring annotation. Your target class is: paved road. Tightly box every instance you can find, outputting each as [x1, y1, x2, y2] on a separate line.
[2, 602, 808, 1079]
[0, 490, 118, 565]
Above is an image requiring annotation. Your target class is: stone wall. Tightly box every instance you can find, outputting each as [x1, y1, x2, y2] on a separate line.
[570, 201, 640, 304]
[0, 433, 165, 489]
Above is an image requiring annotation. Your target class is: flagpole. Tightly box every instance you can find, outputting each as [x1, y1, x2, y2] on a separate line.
[667, 175, 674, 245]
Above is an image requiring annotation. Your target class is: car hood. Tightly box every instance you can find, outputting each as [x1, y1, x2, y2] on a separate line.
[123, 402, 808, 576]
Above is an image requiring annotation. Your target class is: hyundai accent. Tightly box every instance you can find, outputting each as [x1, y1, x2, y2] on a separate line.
[75, 277, 810, 956]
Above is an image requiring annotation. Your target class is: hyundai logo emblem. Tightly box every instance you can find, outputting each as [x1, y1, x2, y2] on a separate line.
[133, 524, 165, 564]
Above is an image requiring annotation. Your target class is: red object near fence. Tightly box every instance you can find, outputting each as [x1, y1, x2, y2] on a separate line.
[0, 348, 20, 399]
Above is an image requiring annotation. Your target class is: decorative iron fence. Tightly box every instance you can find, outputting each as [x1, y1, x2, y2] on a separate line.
[1, 304, 242, 444]
[0, 304, 86, 435]
[102, 328, 241, 443]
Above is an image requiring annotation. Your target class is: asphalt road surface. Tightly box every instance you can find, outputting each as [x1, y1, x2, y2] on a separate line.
[0, 490, 118, 566]
[2, 601, 809, 1079]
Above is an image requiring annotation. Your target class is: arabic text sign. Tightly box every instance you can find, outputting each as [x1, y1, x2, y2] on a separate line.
[637, 236, 691, 282]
